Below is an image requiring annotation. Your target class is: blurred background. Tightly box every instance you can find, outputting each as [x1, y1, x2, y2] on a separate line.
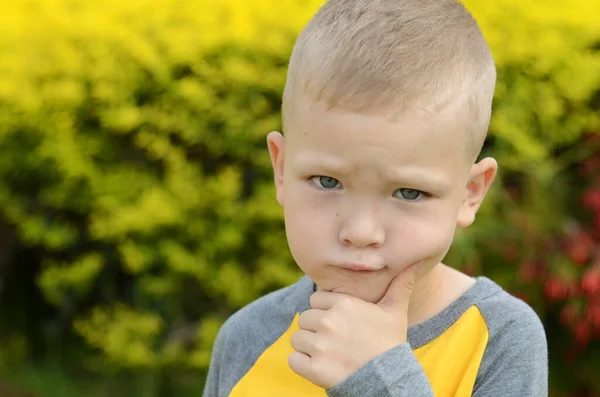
[0, 0, 599, 396]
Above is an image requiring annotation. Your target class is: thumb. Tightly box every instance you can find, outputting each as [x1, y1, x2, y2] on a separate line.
[377, 262, 420, 312]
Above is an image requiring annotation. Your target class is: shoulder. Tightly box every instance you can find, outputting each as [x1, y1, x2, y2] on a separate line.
[474, 278, 546, 343]
[472, 278, 548, 395]
[213, 274, 313, 351]
[205, 276, 314, 396]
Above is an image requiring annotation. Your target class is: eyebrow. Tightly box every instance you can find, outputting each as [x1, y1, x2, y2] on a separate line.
[292, 152, 453, 192]
[383, 167, 453, 192]
[291, 153, 356, 176]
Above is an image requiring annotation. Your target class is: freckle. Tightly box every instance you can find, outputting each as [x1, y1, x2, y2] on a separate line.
[336, 213, 339, 217]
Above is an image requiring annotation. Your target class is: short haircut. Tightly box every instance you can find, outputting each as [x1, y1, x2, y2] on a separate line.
[282, 0, 496, 158]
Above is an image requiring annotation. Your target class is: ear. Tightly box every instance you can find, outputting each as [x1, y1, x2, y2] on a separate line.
[457, 157, 498, 228]
[266, 131, 286, 206]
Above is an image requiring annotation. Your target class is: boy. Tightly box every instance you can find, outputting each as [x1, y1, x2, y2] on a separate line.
[203, 0, 548, 396]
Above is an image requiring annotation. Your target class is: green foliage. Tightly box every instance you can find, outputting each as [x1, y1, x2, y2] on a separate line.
[0, 0, 598, 396]
[466, 0, 600, 169]
[0, 0, 321, 378]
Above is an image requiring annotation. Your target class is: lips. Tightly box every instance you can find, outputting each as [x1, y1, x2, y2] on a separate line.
[339, 263, 381, 272]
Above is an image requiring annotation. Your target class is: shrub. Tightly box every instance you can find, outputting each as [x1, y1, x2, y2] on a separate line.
[0, 0, 598, 395]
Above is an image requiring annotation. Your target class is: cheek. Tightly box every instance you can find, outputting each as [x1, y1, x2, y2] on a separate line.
[283, 183, 338, 271]
[419, 223, 455, 259]
[389, 208, 458, 264]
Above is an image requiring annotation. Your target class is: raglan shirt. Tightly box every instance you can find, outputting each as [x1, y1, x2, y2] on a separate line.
[203, 276, 548, 397]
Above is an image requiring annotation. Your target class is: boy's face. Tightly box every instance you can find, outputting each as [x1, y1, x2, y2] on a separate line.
[268, 98, 496, 303]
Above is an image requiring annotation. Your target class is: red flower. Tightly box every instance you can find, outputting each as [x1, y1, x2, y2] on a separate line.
[544, 278, 569, 301]
[581, 271, 600, 296]
[568, 241, 590, 266]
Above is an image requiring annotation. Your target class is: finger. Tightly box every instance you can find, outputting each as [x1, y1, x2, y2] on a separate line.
[298, 309, 326, 331]
[377, 262, 420, 311]
[288, 351, 312, 379]
[290, 329, 317, 356]
[310, 290, 354, 310]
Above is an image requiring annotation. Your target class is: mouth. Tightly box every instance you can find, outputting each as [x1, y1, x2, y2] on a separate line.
[339, 263, 381, 272]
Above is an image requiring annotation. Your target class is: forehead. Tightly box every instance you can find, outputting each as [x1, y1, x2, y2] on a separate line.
[286, 99, 471, 175]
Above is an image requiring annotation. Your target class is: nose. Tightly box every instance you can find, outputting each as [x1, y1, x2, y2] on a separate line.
[339, 205, 386, 248]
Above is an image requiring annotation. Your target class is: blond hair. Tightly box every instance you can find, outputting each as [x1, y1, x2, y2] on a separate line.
[283, 0, 496, 157]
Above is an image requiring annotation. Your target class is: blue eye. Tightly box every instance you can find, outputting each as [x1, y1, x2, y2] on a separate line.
[395, 188, 423, 200]
[311, 176, 341, 189]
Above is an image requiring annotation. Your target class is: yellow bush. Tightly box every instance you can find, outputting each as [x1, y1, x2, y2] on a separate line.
[0, 0, 321, 372]
[464, 0, 600, 167]
[74, 305, 163, 368]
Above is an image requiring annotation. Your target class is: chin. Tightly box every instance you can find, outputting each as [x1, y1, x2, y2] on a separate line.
[357, 290, 386, 304]
[323, 284, 386, 303]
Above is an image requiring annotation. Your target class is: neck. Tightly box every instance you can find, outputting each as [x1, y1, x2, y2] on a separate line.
[407, 263, 458, 327]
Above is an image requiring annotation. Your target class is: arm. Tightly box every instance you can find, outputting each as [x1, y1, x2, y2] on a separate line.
[327, 298, 547, 397]
[202, 325, 227, 397]
[472, 304, 548, 396]
[326, 344, 434, 397]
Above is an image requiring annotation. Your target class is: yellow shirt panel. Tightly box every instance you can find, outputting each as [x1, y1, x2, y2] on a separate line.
[229, 313, 325, 397]
[229, 306, 488, 397]
[413, 306, 489, 396]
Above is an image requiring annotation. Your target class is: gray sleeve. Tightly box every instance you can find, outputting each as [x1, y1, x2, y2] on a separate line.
[326, 344, 434, 397]
[202, 324, 227, 397]
[326, 292, 548, 397]
[473, 297, 548, 396]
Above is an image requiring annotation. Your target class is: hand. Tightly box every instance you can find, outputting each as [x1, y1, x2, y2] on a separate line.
[288, 264, 419, 389]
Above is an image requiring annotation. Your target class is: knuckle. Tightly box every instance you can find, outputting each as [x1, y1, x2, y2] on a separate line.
[310, 360, 322, 376]
[335, 295, 353, 310]
[331, 324, 346, 339]
[312, 338, 328, 355]
[310, 360, 332, 387]
[319, 315, 335, 330]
